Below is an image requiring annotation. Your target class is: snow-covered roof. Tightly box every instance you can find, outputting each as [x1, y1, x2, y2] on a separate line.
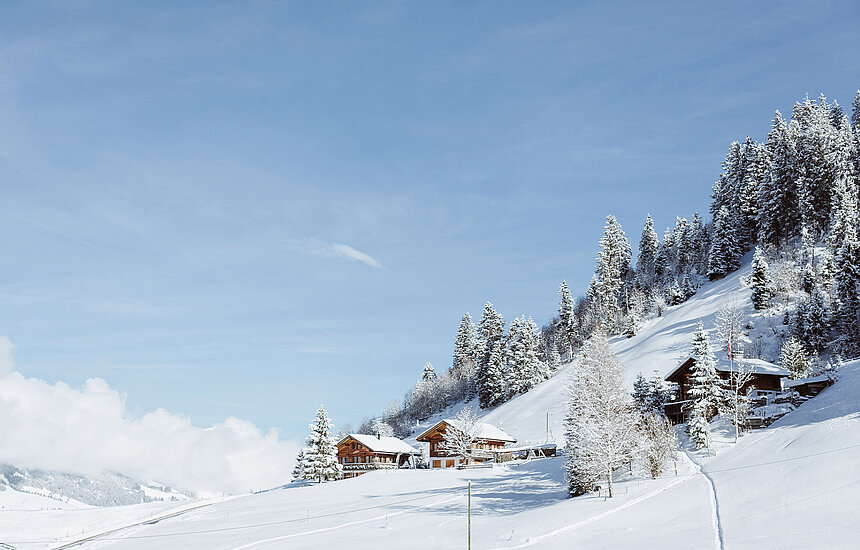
[714, 358, 789, 377]
[783, 374, 832, 387]
[339, 434, 421, 455]
[666, 356, 789, 381]
[416, 420, 516, 443]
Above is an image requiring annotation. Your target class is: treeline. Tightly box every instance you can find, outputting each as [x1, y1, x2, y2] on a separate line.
[732, 92, 860, 360]
[358, 90, 860, 438]
[358, 306, 556, 438]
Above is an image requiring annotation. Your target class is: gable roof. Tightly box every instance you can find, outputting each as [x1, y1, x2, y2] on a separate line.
[337, 434, 421, 455]
[415, 419, 516, 443]
[665, 356, 789, 382]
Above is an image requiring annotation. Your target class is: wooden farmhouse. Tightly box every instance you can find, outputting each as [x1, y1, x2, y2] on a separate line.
[663, 356, 789, 424]
[336, 434, 421, 479]
[416, 419, 516, 469]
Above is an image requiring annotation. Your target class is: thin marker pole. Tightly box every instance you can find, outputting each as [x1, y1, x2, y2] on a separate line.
[468, 480, 471, 550]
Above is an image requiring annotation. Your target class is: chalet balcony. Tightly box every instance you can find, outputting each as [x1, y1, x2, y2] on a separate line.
[341, 461, 400, 471]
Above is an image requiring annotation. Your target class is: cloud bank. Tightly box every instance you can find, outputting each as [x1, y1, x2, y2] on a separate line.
[0, 372, 300, 495]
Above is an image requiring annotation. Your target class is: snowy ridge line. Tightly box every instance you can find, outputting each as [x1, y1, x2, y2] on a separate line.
[14, 489, 463, 544]
[226, 492, 465, 550]
[485, 474, 694, 549]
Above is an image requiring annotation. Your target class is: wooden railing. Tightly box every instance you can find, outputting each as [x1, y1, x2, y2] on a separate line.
[342, 462, 399, 471]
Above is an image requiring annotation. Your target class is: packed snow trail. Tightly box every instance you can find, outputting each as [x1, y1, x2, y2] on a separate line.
[682, 451, 724, 550]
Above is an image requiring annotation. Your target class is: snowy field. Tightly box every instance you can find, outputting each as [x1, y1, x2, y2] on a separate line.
[4, 259, 859, 549]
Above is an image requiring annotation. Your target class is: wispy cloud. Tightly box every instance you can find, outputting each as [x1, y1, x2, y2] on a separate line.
[329, 243, 385, 269]
[288, 238, 386, 270]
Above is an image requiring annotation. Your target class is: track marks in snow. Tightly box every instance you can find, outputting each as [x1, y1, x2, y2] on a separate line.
[485, 474, 694, 549]
[226, 493, 464, 550]
[682, 451, 724, 550]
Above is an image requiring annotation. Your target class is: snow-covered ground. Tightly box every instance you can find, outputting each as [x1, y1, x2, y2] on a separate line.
[5, 259, 859, 549]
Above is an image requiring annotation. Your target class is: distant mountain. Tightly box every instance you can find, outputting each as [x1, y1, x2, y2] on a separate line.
[0, 464, 191, 507]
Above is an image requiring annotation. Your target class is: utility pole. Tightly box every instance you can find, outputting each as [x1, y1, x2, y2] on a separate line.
[468, 480, 471, 550]
[546, 411, 549, 442]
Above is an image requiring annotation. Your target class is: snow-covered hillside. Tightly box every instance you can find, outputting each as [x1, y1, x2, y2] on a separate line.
[0, 464, 190, 507]
[5, 260, 859, 549]
[435, 258, 757, 449]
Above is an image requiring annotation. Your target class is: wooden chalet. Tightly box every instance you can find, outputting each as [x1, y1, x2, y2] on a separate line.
[415, 419, 516, 469]
[336, 434, 421, 479]
[663, 356, 789, 424]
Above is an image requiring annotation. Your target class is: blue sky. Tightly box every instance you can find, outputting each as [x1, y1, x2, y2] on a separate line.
[1, 1, 858, 441]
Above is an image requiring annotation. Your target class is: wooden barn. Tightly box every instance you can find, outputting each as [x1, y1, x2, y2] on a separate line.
[336, 434, 421, 479]
[416, 419, 516, 469]
[663, 356, 789, 424]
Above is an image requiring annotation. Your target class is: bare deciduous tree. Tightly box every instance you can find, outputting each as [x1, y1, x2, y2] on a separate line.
[438, 407, 481, 465]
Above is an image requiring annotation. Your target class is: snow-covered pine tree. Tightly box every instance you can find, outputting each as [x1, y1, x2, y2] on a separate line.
[708, 206, 742, 280]
[828, 119, 859, 251]
[594, 215, 632, 333]
[483, 345, 507, 408]
[632, 373, 650, 412]
[637, 214, 659, 289]
[795, 95, 838, 237]
[558, 281, 576, 358]
[476, 303, 506, 408]
[452, 312, 479, 399]
[564, 332, 638, 497]
[422, 362, 437, 381]
[548, 341, 562, 372]
[687, 322, 723, 450]
[711, 141, 745, 231]
[852, 90, 860, 132]
[758, 111, 800, 246]
[780, 337, 809, 379]
[648, 369, 674, 414]
[750, 246, 773, 310]
[851, 90, 860, 183]
[691, 212, 710, 276]
[505, 315, 548, 399]
[740, 138, 769, 245]
[655, 227, 672, 284]
[292, 447, 308, 481]
[303, 405, 342, 483]
[792, 286, 830, 355]
[828, 123, 860, 356]
[674, 216, 694, 277]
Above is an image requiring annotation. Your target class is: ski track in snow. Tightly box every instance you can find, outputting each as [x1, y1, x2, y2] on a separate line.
[682, 451, 724, 550]
[485, 474, 694, 550]
[225, 493, 464, 550]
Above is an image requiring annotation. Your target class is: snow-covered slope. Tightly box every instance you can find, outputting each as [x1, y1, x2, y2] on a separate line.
[461, 258, 755, 448]
[7, 259, 859, 549]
